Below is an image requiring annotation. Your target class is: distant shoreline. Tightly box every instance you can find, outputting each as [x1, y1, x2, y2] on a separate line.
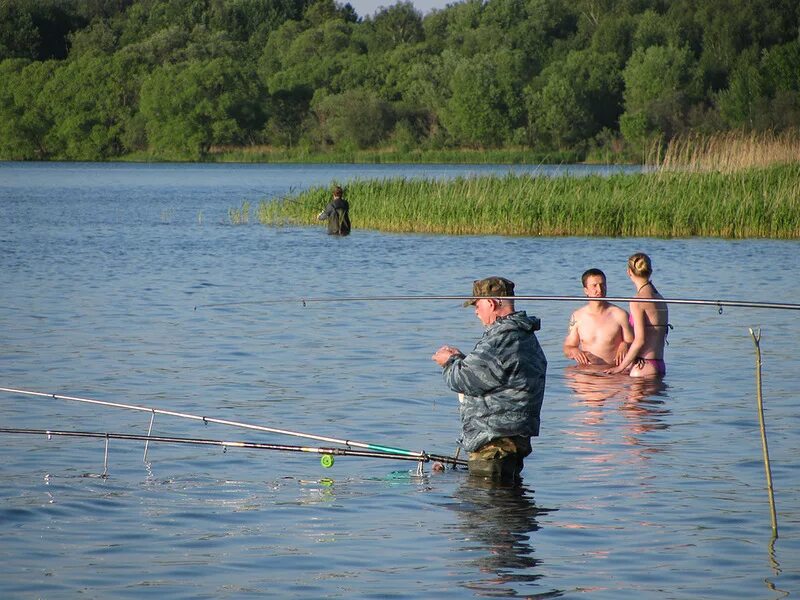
[115, 147, 591, 166]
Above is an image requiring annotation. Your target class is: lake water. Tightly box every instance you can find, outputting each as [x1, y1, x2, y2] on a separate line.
[1, 161, 798, 599]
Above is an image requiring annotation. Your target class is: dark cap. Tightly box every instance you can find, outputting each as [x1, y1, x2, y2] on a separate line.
[463, 277, 515, 307]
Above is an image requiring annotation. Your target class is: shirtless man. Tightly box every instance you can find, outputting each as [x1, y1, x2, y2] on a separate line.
[563, 268, 633, 366]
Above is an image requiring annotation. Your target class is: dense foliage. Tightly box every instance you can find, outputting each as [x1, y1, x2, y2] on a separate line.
[1, 0, 798, 161]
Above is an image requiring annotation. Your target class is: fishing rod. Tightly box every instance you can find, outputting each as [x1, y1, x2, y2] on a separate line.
[0, 387, 464, 467]
[195, 295, 800, 312]
[0, 428, 467, 466]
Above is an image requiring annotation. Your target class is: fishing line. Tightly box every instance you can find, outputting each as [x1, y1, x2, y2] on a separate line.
[0, 387, 464, 466]
[194, 295, 800, 312]
[0, 428, 467, 465]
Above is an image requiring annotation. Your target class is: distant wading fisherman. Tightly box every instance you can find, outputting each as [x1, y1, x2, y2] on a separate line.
[432, 277, 547, 482]
[317, 185, 351, 236]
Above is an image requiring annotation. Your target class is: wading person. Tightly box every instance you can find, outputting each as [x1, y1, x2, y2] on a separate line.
[606, 253, 670, 378]
[563, 268, 633, 367]
[317, 185, 351, 236]
[432, 277, 547, 481]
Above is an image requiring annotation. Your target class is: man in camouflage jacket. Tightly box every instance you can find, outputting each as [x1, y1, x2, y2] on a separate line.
[432, 277, 547, 480]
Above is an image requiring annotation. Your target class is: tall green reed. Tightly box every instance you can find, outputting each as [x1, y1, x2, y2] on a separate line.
[257, 165, 800, 239]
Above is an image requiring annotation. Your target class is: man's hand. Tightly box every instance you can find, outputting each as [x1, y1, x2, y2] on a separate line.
[432, 345, 462, 367]
[614, 342, 629, 366]
[565, 348, 592, 365]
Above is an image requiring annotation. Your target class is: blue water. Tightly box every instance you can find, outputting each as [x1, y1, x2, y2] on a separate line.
[1, 162, 799, 598]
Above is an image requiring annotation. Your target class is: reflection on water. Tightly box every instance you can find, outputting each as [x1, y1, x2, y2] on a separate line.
[451, 477, 559, 597]
[297, 477, 337, 505]
[563, 366, 671, 462]
[3, 163, 800, 598]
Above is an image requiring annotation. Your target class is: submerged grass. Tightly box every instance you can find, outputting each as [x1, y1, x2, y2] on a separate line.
[228, 200, 250, 225]
[257, 164, 800, 239]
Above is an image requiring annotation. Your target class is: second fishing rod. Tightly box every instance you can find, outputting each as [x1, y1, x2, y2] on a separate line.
[0, 387, 465, 467]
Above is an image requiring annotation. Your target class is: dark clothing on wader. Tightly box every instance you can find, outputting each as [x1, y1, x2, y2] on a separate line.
[318, 197, 351, 236]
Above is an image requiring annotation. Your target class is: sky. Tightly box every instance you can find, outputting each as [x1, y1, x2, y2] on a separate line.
[346, 0, 455, 18]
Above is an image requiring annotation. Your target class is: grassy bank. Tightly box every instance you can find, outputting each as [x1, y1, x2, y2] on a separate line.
[257, 163, 800, 239]
[650, 129, 800, 173]
[207, 145, 581, 165]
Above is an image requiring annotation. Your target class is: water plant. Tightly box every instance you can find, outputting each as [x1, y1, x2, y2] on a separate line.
[228, 200, 250, 225]
[649, 129, 800, 173]
[258, 164, 799, 239]
[258, 131, 799, 239]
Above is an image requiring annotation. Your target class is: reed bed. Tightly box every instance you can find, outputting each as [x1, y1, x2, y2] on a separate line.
[257, 164, 800, 238]
[650, 129, 800, 173]
[210, 145, 579, 165]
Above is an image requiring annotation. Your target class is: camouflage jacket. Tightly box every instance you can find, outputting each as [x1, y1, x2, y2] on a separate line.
[442, 311, 547, 452]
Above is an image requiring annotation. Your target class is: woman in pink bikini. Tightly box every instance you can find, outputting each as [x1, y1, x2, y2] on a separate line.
[606, 253, 669, 378]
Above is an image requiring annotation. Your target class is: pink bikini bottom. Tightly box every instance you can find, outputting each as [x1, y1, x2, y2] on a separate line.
[635, 357, 666, 377]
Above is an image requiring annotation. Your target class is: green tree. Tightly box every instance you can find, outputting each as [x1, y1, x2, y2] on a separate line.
[631, 9, 675, 51]
[589, 14, 636, 66]
[263, 85, 313, 147]
[0, 1, 89, 60]
[2, 0, 799, 159]
[762, 40, 800, 95]
[717, 40, 800, 131]
[207, 0, 312, 45]
[42, 53, 138, 159]
[381, 48, 455, 146]
[260, 18, 360, 95]
[716, 48, 764, 129]
[763, 40, 800, 129]
[442, 53, 515, 147]
[0, 3, 40, 60]
[116, 0, 210, 47]
[140, 57, 264, 158]
[528, 49, 622, 149]
[118, 25, 190, 66]
[620, 44, 697, 149]
[68, 18, 118, 57]
[312, 88, 393, 149]
[365, 2, 424, 53]
[0, 59, 57, 159]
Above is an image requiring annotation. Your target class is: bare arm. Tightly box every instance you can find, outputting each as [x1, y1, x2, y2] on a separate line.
[563, 312, 591, 365]
[607, 304, 645, 374]
[614, 310, 634, 365]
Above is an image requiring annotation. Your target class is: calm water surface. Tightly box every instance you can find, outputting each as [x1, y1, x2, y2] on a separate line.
[1, 162, 799, 598]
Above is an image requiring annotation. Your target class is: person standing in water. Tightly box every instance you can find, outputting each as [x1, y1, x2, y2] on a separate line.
[563, 268, 633, 367]
[606, 253, 670, 378]
[317, 185, 351, 236]
[432, 277, 547, 481]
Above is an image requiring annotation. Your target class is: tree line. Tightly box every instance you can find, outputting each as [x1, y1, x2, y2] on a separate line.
[1, 0, 798, 161]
